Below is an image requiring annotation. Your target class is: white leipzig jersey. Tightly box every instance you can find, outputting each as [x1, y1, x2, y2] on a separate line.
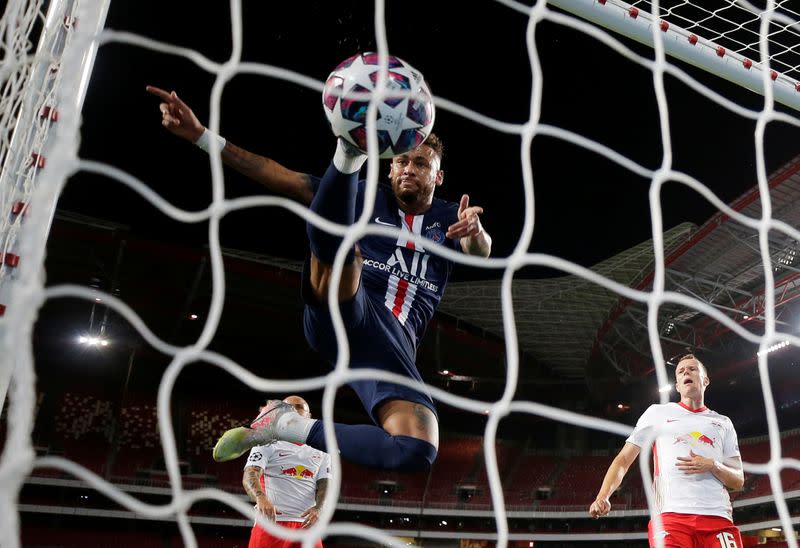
[245, 441, 331, 523]
[626, 402, 741, 521]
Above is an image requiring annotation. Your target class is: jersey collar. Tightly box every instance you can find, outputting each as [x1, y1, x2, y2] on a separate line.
[677, 401, 707, 413]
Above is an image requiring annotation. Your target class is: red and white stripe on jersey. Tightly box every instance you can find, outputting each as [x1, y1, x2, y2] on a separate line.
[384, 212, 425, 324]
[396, 213, 426, 252]
[385, 273, 419, 324]
[652, 442, 665, 513]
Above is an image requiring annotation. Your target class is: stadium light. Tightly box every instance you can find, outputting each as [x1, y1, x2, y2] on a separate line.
[659, 384, 672, 394]
[77, 335, 109, 347]
[757, 341, 790, 357]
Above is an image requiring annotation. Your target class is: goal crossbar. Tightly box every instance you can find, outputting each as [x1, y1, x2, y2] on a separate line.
[549, 0, 800, 113]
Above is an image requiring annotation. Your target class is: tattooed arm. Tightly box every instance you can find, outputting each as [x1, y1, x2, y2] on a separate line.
[243, 465, 277, 520]
[301, 478, 328, 528]
[221, 142, 314, 204]
[146, 85, 315, 205]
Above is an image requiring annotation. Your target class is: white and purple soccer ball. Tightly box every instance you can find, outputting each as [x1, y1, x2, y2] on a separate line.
[322, 52, 435, 159]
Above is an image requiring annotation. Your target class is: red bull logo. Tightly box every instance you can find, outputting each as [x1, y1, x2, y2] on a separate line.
[280, 465, 315, 480]
[697, 434, 715, 447]
[673, 431, 715, 448]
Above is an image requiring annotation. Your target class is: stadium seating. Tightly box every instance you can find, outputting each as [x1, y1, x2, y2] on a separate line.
[27, 391, 800, 511]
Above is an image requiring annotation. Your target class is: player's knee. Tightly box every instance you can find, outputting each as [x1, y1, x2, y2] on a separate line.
[306, 255, 360, 303]
[393, 435, 437, 472]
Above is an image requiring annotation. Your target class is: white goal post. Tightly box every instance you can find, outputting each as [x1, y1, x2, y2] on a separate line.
[549, 0, 800, 113]
[0, 0, 111, 415]
[0, 0, 109, 544]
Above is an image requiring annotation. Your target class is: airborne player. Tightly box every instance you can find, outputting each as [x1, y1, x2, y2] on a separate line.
[147, 83, 491, 472]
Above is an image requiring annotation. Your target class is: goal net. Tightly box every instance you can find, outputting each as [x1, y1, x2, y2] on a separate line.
[1, 0, 799, 547]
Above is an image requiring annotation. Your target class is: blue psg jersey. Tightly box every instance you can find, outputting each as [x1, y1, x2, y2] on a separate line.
[356, 181, 461, 346]
[306, 174, 462, 346]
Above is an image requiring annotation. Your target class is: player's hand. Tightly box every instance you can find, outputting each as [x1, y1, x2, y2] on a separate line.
[300, 506, 320, 528]
[255, 494, 277, 520]
[446, 194, 484, 240]
[145, 85, 205, 143]
[676, 450, 714, 475]
[589, 497, 611, 518]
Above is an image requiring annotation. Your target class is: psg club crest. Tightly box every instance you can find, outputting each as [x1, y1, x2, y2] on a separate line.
[425, 227, 445, 244]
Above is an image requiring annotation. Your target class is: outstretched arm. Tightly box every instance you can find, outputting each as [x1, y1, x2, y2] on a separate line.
[146, 85, 314, 205]
[589, 442, 641, 518]
[446, 194, 491, 257]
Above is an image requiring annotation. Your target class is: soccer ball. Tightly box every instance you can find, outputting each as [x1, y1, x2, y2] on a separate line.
[322, 52, 435, 159]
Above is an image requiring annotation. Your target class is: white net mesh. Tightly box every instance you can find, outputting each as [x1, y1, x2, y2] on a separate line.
[1, 0, 800, 547]
[632, 0, 800, 80]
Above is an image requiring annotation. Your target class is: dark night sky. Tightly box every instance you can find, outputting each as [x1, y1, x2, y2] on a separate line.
[38, 1, 800, 438]
[60, 0, 800, 277]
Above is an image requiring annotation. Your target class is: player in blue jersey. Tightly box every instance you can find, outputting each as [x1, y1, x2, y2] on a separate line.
[148, 85, 492, 471]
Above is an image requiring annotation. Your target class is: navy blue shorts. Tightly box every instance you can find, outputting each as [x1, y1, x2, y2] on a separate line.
[301, 260, 437, 425]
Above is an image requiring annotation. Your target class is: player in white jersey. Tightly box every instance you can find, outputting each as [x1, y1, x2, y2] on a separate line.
[589, 354, 745, 548]
[242, 396, 331, 548]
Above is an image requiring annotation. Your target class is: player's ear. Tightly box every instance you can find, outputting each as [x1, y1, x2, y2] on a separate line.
[435, 169, 444, 186]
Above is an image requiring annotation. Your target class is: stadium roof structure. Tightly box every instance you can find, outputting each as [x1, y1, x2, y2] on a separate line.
[36, 155, 800, 411]
[438, 223, 695, 379]
[439, 155, 800, 382]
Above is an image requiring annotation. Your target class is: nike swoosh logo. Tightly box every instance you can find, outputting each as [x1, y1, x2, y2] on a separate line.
[666, 419, 679, 423]
[374, 217, 396, 227]
[277, 452, 292, 457]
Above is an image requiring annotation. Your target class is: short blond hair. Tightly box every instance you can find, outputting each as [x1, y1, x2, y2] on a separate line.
[675, 353, 708, 376]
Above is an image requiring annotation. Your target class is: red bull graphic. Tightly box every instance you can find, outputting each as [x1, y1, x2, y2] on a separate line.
[697, 434, 715, 447]
[280, 464, 315, 480]
[673, 431, 715, 448]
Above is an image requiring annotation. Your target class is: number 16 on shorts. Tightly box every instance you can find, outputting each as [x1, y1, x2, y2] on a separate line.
[716, 532, 738, 548]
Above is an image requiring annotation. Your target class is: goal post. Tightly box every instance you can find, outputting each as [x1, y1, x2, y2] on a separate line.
[548, 0, 800, 113]
[0, 1, 111, 542]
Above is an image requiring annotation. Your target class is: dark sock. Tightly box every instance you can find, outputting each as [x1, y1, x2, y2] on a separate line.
[306, 163, 358, 264]
[306, 421, 437, 472]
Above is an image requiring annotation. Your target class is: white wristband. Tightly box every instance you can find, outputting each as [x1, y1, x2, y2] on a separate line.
[194, 128, 227, 153]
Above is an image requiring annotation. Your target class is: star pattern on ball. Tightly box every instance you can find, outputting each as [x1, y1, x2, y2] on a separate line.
[344, 55, 377, 91]
[322, 52, 435, 158]
[328, 96, 362, 137]
[376, 98, 422, 146]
